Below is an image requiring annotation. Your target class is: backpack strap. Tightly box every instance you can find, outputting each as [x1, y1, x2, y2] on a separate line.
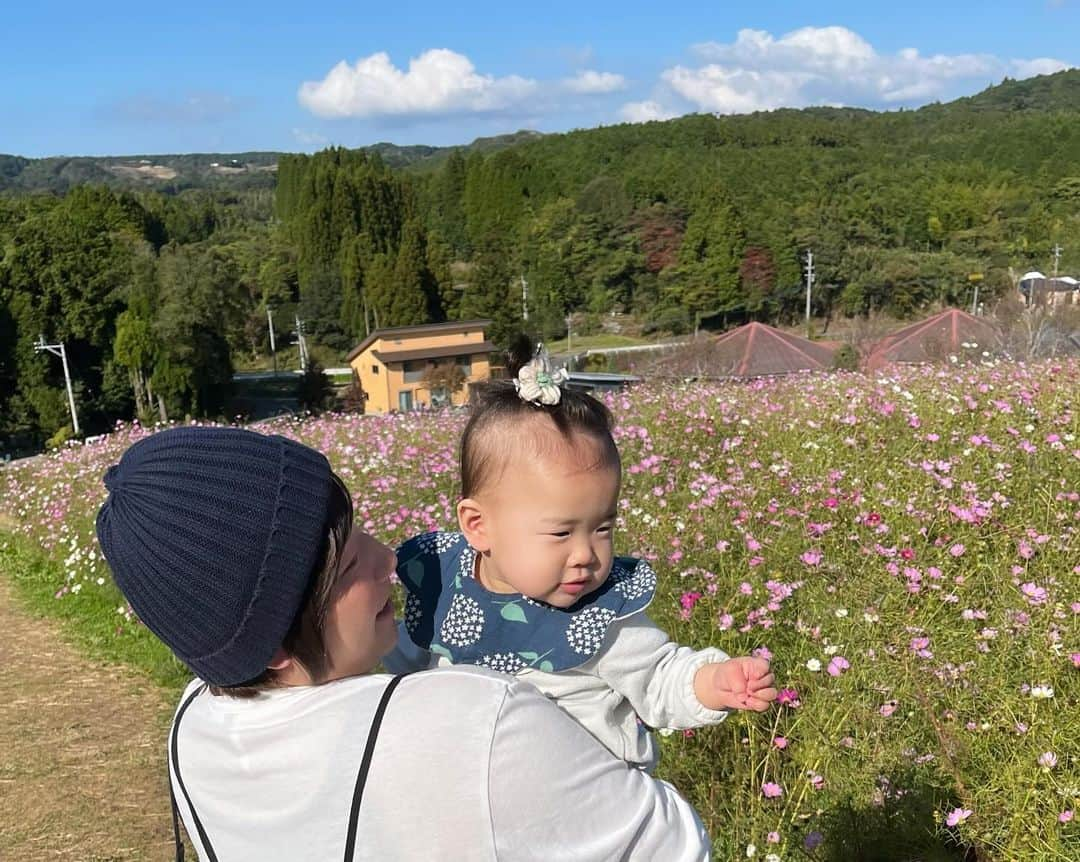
[342, 673, 411, 861]
[168, 674, 411, 862]
[169, 683, 215, 862]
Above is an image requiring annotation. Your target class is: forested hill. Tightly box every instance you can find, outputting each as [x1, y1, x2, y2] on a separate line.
[0, 131, 544, 194]
[3, 69, 1080, 453]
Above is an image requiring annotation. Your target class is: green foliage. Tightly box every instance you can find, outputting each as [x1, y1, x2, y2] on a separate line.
[7, 70, 1080, 450]
[831, 343, 860, 371]
[297, 360, 334, 413]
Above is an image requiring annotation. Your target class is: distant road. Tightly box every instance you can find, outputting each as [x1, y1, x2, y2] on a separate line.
[232, 368, 351, 381]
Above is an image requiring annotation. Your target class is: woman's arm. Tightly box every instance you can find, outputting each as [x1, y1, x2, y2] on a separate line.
[488, 678, 712, 860]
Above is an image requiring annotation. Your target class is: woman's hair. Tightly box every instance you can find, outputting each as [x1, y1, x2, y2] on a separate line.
[210, 471, 354, 697]
[460, 335, 620, 498]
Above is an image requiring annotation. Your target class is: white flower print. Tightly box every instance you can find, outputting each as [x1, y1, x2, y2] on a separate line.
[441, 594, 485, 646]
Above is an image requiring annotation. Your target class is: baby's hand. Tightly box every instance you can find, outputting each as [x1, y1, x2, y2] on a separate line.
[694, 657, 777, 712]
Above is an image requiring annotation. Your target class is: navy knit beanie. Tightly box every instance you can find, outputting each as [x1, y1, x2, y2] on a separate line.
[95, 426, 332, 686]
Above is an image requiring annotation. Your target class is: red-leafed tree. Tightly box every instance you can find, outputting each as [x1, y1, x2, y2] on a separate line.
[631, 204, 686, 274]
[739, 246, 778, 315]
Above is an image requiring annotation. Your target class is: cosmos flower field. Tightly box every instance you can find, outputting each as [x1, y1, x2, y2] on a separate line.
[2, 359, 1077, 860]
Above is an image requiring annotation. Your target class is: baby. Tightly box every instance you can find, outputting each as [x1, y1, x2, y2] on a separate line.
[386, 346, 776, 768]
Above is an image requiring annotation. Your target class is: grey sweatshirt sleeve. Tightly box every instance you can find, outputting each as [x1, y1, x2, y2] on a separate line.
[488, 679, 712, 861]
[593, 614, 730, 730]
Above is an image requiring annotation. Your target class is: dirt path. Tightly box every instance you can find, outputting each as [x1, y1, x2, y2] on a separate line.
[0, 576, 180, 861]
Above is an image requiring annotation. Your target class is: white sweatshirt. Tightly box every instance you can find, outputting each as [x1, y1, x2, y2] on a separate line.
[385, 613, 730, 767]
[170, 665, 712, 861]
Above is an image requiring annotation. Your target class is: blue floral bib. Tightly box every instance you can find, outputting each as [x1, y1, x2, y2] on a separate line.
[395, 531, 656, 674]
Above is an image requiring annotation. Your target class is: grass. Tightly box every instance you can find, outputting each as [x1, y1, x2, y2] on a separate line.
[232, 341, 346, 373]
[0, 534, 190, 695]
[545, 332, 652, 353]
[2, 360, 1077, 860]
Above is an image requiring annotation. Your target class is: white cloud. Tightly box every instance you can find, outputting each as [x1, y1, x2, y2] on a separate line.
[657, 26, 1073, 114]
[1010, 57, 1071, 78]
[619, 100, 678, 123]
[564, 70, 627, 94]
[298, 49, 537, 118]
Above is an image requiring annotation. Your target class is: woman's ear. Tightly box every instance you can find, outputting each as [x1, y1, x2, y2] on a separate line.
[457, 498, 490, 551]
[266, 648, 293, 672]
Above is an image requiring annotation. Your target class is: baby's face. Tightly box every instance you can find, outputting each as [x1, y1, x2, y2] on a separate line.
[473, 438, 620, 608]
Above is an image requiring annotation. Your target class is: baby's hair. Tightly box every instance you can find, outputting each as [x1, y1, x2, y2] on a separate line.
[460, 335, 620, 498]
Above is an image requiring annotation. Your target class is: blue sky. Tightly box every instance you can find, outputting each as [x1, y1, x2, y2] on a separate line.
[3, 1, 1079, 157]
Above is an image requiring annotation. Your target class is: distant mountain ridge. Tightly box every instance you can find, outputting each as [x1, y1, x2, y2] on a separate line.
[0, 131, 545, 194]
[3, 70, 1079, 194]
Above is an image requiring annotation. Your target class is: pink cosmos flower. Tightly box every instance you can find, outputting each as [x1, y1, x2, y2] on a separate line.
[1020, 582, 1048, 605]
[827, 656, 850, 677]
[910, 637, 933, 659]
[949, 543, 966, 557]
[1038, 751, 1057, 769]
[777, 688, 801, 707]
[1060, 810, 1074, 824]
[761, 782, 783, 799]
[880, 700, 898, 717]
[801, 550, 822, 566]
[772, 736, 788, 749]
[767, 831, 780, 844]
[945, 808, 972, 827]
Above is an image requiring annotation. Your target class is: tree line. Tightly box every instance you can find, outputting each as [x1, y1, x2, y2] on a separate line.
[3, 69, 1080, 452]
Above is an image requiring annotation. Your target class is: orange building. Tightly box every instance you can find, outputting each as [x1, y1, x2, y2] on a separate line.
[345, 320, 494, 413]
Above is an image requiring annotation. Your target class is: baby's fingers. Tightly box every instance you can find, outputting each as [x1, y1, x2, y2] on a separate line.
[740, 690, 778, 711]
[750, 673, 775, 691]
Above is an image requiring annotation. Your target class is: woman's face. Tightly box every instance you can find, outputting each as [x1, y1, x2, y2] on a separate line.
[319, 530, 399, 681]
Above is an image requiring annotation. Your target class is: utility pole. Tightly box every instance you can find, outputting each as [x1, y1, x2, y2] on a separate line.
[566, 314, 572, 353]
[267, 306, 278, 376]
[520, 275, 529, 321]
[804, 250, 815, 338]
[1052, 244, 1063, 278]
[294, 315, 309, 373]
[34, 335, 80, 436]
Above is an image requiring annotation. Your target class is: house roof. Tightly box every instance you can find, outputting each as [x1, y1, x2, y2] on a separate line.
[371, 341, 496, 365]
[866, 309, 1002, 370]
[641, 322, 838, 378]
[708, 322, 838, 378]
[345, 319, 492, 361]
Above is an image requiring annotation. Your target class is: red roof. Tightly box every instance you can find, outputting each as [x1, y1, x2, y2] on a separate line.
[710, 322, 839, 377]
[866, 309, 1002, 370]
[645, 322, 838, 378]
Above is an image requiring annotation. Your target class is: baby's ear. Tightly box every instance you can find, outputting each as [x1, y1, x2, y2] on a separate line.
[457, 498, 490, 551]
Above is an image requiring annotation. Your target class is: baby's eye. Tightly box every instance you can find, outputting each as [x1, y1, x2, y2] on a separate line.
[596, 524, 613, 534]
[548, 531, 571, 538]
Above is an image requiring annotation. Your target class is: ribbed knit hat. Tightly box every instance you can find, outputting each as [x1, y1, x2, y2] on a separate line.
[95, 426, 332, 686]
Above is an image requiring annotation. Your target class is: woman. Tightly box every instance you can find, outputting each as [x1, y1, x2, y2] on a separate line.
[96, 426, 712, 861]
